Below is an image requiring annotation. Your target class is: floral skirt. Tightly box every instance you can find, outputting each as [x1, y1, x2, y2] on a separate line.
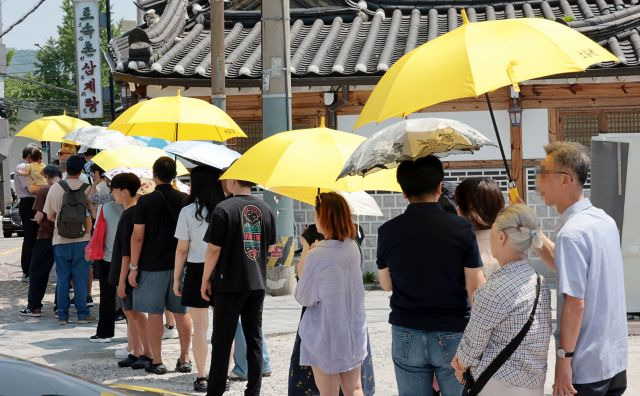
[288, 307, 375, 396]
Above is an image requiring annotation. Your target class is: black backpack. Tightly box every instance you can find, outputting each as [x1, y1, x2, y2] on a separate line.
[57, 180, 90, 239]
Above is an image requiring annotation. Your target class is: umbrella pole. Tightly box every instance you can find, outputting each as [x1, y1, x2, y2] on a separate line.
[484, 93, 512, 181]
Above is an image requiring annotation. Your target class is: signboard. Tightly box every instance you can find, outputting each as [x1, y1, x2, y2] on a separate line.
[73, 0, 103, 118]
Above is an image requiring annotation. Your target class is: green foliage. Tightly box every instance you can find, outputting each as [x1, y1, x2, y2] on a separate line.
[5, 48, 15, 66]
[5, 0, 123, 130]
[363, 271, 377, 284]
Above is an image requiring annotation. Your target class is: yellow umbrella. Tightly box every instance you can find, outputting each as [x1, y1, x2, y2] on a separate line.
[220, 126, 400, 204]
[355, 11, 618, 128]
[354, 11, 618, 201]
[15, 113, 90, 143]
[109, 91, 246, 142]
[92, 146, 189, 176]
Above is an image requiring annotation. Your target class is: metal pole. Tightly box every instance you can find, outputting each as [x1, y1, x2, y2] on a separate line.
[211, 0, 226, 111]
[0, 0, 10, 212]
[105, 0, 116, 120]
[262, 0, 294, 292]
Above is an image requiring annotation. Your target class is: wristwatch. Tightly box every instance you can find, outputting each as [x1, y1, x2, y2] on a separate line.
[557, 348, 574, 359]
[128, 263, 139, 271]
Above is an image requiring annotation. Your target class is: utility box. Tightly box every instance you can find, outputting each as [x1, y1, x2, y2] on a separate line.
[591, 134, 640, 314]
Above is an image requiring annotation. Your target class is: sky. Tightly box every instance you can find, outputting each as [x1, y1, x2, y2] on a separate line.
[2, 0, 139, 50]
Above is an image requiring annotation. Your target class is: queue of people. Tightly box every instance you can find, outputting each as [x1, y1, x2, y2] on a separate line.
[14, 140, 628, 396]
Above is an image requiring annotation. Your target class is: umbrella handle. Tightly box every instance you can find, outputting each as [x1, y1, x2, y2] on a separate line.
[484, 93, 512, 181]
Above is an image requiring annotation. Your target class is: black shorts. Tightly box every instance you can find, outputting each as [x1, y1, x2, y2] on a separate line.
[181, 262, 209, 309]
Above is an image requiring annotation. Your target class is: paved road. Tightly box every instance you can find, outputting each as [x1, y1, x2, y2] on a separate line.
[1, 236, 639, 395]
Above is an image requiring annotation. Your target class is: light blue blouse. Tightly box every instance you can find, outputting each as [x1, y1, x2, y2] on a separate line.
[295, 239, 368, 375]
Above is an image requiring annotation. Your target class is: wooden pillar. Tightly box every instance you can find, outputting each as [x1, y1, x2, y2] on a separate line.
[548, 108, 558, 142]
[510, 123, 525, 201]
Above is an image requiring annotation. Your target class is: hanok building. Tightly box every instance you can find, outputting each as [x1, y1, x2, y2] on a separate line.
[110, 0, 640, 271]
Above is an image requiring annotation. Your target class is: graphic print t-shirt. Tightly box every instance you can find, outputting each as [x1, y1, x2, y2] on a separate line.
[204, 195, 276, 293]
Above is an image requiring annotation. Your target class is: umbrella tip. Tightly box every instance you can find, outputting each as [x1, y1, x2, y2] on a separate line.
[461, 9, 469, 24]
[177, 89, 181, 96]
[319, 116, 326, 128]
[63, 109, 67, 116]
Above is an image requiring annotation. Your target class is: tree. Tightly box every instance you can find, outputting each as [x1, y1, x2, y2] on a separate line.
[5, 0, 122, 130]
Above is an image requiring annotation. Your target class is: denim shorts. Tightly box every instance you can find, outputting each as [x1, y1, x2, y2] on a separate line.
[132, 269, 188, 314]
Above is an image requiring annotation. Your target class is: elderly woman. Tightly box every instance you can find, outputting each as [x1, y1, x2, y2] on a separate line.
[452, 204, 552, 396]
[455, 177, 505, 278]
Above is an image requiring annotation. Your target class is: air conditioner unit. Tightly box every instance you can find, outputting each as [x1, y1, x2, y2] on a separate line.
[591, 134, 640, 314]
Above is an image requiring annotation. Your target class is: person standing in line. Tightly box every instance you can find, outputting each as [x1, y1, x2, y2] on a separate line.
[295, 192, 368, 396]
[43, 156, 94, 324]
[173, 165, 226, 392]
[376, 155, 485, 396]
[15, 144, 41, 282]
[109, 173, 153, 370]
[454, 177, 505, 278]
[453, 205, 552, 396]
[18, 165, 62, 317]
[129, 157, 192, 375]
[201, 177, 276, 396]
[535, 142, 627, 396]
[89, 190, 124, 343]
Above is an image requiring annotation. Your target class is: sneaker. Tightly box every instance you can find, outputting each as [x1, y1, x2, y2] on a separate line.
[77, 315, 96, 324]
[194, 377, 208, 393]
[228, 372, 247, 382]
[115, 348, 130, 359]
[21, 274, 29, 283]
[118, 354, 139, 368]
[131, 355, 152, 370]
[86, 296, 94, 307]
[162, 324, 179, 339]
[262, 371, 272, 377]
[145, 362, 168, 375]
[89, 335, 112, 343]
[18, 308, 42, 317]
[57, 319, 68, 325]
[176, 358, 192, 373]
[115, 313, 126, 322]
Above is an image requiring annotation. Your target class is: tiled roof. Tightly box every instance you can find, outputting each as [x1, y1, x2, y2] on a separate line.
[110, 0, 640, 81]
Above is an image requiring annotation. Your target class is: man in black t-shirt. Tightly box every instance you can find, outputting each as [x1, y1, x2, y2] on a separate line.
[377, 155, 485, 396]
[128, 158, 191, 375]
[201, 178, 276, 396]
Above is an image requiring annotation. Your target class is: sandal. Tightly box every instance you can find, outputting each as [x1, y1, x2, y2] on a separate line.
[193, 377, 208, 392]
[176, 358, 193, 373]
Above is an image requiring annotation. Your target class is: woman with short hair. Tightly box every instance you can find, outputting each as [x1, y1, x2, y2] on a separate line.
[452, 204, 552, 396]
[455, 177, 505, 278]
[295, 192, 368, 396]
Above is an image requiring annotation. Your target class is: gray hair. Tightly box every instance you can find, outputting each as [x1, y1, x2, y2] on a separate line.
[544, 141, 590, 186]
[494, 204, 543, 253]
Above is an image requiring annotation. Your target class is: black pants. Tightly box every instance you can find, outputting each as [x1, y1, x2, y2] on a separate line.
[95, 260, 116, 338]
[208, 290, 265, 396]
[27, 238, 54, 310]
[574, 370, 627, 396]
[18, 197, 38, 276]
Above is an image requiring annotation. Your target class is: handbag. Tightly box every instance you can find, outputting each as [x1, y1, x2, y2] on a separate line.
[462, 275, 541, 396]
[85, 206, 106, 261]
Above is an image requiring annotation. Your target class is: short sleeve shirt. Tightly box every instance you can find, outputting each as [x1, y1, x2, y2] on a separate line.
[555, 198, 628, 384]
[109, 206, 136, 285]
[33, 185, 54, 240]
[101, 201, 124, 262]
[204, 195, 277, 293]
[43, 179, 91, 246]
[133, 184, 188, 272]
[14, 162, 35, 199]
[377, 202, 482, 332]
[174, 203, 209, 263]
